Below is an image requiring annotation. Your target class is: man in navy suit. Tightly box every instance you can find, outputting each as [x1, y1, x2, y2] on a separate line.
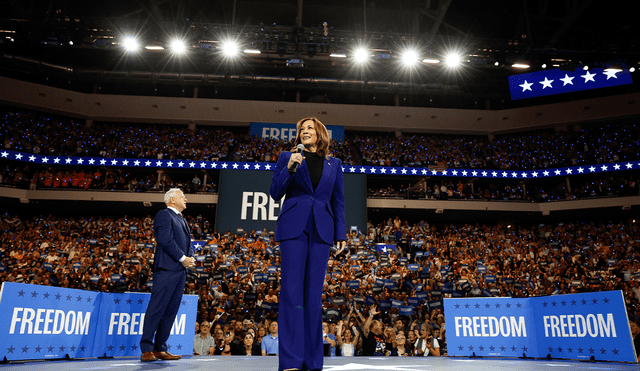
[271, 117, 347, 371]
[140, 188, 195, 362]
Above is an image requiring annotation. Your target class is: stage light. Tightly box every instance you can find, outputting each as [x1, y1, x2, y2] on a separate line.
[330, 53, 347, 58]
[243, 47, 261, 54]
[582, 65, 589, 71]
[541, 63, 547, 69]
[401, 49, 419, 67]
[512, 63, 530, 69]
[170, 40, 187, 54]
[221, 41, 240, 57]
[122, 37, 139, 52]
[423, 58, 440, 64]
[353, 48, 368, 63]
[444, 53, 462, 68]
[630, 67, 636, 73]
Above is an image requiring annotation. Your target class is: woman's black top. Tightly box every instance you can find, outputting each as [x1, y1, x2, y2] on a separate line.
[304, 150, 324, 191]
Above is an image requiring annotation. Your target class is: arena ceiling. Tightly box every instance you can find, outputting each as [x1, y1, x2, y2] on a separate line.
[1, 0, 638, 109]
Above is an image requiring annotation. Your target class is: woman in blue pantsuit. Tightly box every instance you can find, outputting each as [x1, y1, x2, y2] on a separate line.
[270, 117, 347, 371]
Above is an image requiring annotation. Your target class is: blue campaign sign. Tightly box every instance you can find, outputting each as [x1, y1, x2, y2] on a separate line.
[444, 291, 635, 362]
[250, 122, 345, 142]
[0, 282, 197, 361]
[508, 67, 633, 100]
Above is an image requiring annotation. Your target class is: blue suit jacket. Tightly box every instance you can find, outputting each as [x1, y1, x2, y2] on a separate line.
[153, 208, 193, 271]
[270, 151, 347, 244]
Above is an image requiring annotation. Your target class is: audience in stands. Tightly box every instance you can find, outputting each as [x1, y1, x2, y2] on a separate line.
[2, 212, 640, 357]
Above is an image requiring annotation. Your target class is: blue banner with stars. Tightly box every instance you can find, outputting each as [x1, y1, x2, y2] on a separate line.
[0, 282, 197, 361]
[444, 291, 635, 362]
[2, 149, 638, 180]
[509, 67, 633, 100]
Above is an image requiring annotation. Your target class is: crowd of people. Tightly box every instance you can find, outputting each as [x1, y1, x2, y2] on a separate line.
[3, 109, 639, 173]
[2, 212, 640, 357]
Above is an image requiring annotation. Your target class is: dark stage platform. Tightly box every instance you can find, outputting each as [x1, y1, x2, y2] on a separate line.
[2, 356, 639, 371]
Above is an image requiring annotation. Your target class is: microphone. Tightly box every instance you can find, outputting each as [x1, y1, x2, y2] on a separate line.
[290, 143, 305, 173]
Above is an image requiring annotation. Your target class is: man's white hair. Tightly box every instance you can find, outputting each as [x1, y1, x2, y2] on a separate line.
[164, 188, 183, 205]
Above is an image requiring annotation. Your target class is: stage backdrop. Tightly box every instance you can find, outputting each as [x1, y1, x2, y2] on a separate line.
[250, 122, 345, 142]
[0, 282, 197, 361]
[216, 169, 367, 238]
[444, 291, 636, 362]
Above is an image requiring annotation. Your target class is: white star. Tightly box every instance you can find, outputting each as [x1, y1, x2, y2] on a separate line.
[254, 164, 261, 170]
[323, 363, 427, 371]
[134, 160, 140, 166]
[15, 153, 23, 160]
[582, 71, 596, 83]
[341, 166, 345, 172]
[589, 166, 595, 172]
[189, 162, 196, 168]
[221, 163, 228, 169]
[521, 172, 527, 178]
[432, 170, 439, 175]
[211, 162, 218, 168]
[0, 151, 7, 158]
[554, 170, 561, 175]
[360, 167, 366, 173]
[42, 157, 49, 163]
[462, 170, 468, 176]
[200, 162, 207, 168]
[520, 80, 533, 92]
[502, 172, 507, 177]
[626, 163, 633, 169]
[601, 165, 608, 171]
[511, 172, 517, 177]
[370, 167, 376, 173]
[577, 168, 584, 173]
[233, 163, 239, 169]
[472, 171, 478, 176]
[390, 168, 397, 174]
[265, 164, 272, 170]
[350, 167, 356, 172]
[560, 74, 574, 86]
[167, 161, 173, 167]
[54, 158, 60, 164]
[421, 169, 427, 175]
[614, 164, 620, 170]
[543, 171, 549, 176]
[603, 69, 619, 80]
[77, 158, 84, 164]
[492, 171, 498, 177]
[531, 171, 538, 177]
[540, 77, 554, 89]
[452, 170, 458, 176]
[440, 170, 446, 175]
[178, 161, 185, 167]
[243, 163, 250, 169]
[89, 159, 95, 165]
[380, 168, 387, 174]
[29, 155, 36, 162]
[156, 161, 163, 166]
[65, 158, 72, 164]
[100, 159, 107, 165]
[194, 243, 202, 249]
[401, 168, 407, 174]
[481, 171, 487, 177]
[122, 160, 129, 166]
[566, 169, 572, 174]
[111, 160, 118, 165]
[145, 161, 151, 166]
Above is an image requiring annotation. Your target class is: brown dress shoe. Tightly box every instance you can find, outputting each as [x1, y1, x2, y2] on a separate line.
[140, 351, 157, 362]
[153, 351, 182, 360]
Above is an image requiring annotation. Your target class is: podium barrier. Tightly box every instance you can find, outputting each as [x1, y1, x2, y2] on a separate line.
[0, 282, 197, 361]
[444, 290, 636, 362]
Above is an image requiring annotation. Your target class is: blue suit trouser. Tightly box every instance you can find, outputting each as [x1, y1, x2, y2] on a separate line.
[140, 268, 186, 353]
[278, 213, 331, 371]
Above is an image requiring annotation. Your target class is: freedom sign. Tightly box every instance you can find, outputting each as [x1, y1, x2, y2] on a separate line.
[0, 282, 197, 361]
[444, 291, 635, 362]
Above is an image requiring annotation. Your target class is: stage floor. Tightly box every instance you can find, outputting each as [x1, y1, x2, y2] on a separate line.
[2, 356, 639, 371]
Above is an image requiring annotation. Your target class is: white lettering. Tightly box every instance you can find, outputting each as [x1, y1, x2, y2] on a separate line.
[118, 313, 131, 335]
[241, 192, 252, 220]
[170, 314, 187, 335]
[9, 308, 23, 334]
[252, 192, 268, 221]
[34, 308, 46, 334]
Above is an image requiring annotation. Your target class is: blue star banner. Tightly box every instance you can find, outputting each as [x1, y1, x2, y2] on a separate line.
[509, 67, 633, 100]
[444, 291, 635, 362]
[0, 282, 197, 361]
[2, 149, 638, 180]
